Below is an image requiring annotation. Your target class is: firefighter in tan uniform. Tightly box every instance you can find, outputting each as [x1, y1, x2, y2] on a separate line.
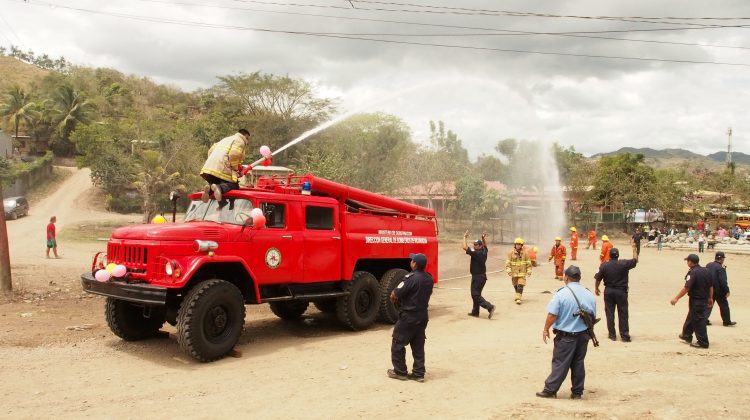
[200, 129, 253, 208]
[506, 237, 533, 305]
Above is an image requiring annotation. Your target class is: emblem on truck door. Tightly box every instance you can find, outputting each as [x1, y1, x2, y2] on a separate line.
[265, 247, 282, 269]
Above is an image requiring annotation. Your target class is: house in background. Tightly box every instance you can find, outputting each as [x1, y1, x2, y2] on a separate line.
[0, 129, 12, 158]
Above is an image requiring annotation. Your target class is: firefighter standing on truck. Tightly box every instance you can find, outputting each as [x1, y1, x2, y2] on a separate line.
[506, 238, 532, 305]
[569, 227, 579, 261]
[387, 253, 434, 382]
[549, 237, 567, 280]
[199, 129, 253, 208]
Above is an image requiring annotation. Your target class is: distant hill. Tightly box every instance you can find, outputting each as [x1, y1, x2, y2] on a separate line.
[590, 147, 747, 170]
[0, 56, 50, 91]
[707, 151, 750, 165]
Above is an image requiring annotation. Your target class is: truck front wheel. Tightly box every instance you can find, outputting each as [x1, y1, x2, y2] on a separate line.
[105, 298, 166, 341]
[379, 268, 408, 324]
[270, 301, 309, 320]
[176, 279, 246, 362]
[337, 271, 379, 331]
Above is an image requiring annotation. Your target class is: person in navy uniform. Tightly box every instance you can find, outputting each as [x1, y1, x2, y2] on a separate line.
[462, 230, 496, 319]
[706, 251, 736, 326]
[387, 253, 434, 382]
[594, 240, 638, 342]
[671, 254, 714, 349]
[537, 265, 597, 399]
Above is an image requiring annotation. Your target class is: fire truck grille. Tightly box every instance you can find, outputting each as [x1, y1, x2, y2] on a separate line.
[108, 244, 149, 268]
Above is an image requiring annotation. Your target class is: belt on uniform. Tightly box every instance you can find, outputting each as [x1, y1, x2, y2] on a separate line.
[553, 329, 586, 337]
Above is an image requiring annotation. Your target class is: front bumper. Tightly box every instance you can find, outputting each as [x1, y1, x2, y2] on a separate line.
[81, 272, 168, 305]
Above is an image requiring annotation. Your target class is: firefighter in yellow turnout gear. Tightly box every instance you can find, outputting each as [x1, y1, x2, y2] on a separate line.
[506, 238, 533, 304]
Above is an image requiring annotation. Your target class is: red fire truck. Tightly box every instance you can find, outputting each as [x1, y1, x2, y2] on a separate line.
[81, 174, 439, 362]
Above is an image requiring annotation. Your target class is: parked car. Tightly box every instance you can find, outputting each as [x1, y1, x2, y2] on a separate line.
[3, 196, 29, 220]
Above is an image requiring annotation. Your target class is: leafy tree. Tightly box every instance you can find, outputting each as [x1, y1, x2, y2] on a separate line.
[217, 72, 335, 160]
[132, 150, 182, 222]
[294, 113, 412, 193]
[474, 154, 506, 181]
[455, 174, 486, 216]
[589, 153, 657, 213]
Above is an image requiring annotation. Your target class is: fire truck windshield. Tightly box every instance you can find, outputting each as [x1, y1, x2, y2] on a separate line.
[184, 198, 255, 225]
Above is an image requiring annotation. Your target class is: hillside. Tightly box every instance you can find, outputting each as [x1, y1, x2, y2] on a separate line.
[591, 147, 744, 170]
[708, 151, 750, 164]
[0, 56, 50, 90]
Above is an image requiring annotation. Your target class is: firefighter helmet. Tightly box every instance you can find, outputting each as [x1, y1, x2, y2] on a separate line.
[602, 235, 609, 241]
[555, 236, 562, 241]
[514, 237, 524, 245]
[533, 246, 538, 252]
[570, 227, 576, 232]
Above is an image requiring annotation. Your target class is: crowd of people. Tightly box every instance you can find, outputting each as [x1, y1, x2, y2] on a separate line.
[386, 225, 737, 403]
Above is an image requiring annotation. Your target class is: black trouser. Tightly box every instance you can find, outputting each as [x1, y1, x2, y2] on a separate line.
[635, 242, 641, 255]
[200, 173, 239, 207]
[391, 313, 428, 377]
[543, 332, 590, 396]
[604, 288, 629, 339]
[707, 294, 732, 324]
[470, 274, 493, 314]
[682, 298, 709, 347]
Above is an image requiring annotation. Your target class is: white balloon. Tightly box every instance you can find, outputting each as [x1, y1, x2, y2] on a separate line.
[250, 208, 263, 218]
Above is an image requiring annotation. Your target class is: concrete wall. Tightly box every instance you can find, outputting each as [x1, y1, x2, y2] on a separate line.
[2, 155, 54, 198]
[0, 130, 12, 159]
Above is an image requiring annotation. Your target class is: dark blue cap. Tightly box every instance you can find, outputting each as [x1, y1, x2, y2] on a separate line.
[409, 253, 427, 269]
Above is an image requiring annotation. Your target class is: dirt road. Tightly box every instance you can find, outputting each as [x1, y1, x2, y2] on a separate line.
[1, 171, 748, 419]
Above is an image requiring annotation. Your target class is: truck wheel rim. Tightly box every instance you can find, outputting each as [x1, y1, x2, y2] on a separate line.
[355, 290, 373, 316]
[205, 305, 229, 341]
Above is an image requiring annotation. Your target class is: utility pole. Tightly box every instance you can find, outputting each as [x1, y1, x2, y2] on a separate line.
[0, 182, 12, 293]
[727, 127, 735, 175]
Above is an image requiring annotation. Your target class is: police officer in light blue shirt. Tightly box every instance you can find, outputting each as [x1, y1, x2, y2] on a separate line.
[537, 265, 597, 399]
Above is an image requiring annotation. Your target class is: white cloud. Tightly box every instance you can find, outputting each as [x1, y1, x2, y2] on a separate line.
[3, 0, 749, 158]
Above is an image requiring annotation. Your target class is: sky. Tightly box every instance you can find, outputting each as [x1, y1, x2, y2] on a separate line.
[2, 0, 749, 158]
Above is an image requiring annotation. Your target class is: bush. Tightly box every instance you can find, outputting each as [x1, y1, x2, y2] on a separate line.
[106, 194, 142, 213]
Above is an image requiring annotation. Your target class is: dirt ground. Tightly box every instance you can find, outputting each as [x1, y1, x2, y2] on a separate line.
[1, 168, 749, 419]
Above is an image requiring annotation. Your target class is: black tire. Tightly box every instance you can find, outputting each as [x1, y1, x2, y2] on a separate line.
[9, 211, 17, 220]
[379, 268, 408, 324]
[270, 301, 309, 320]
[105, 297, 166, 341]
[176, 279, 246, 363]
[336, 271, 380, 331]
[313, 299, 337, 314]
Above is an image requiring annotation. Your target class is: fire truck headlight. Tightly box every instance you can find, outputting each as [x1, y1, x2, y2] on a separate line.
[193, 240, 218, 253]
[165, 261, 173, 276]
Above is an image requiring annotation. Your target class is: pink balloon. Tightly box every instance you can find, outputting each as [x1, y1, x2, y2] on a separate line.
[94, 269, 111, 282]
[252, 214, 266, 228]
[112, 264, 127, 278]
[259, 145, 271, 158]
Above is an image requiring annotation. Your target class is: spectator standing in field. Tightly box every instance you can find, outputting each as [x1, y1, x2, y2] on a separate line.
[46, 216, 59, 258]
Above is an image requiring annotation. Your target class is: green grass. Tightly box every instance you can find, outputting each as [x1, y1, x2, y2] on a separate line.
[58, 220, 135, 242]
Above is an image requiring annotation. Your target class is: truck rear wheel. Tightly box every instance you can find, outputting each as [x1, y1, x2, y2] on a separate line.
[313, 300, 337, 314]
[270, 301, 309, 320]
[379, 268, 408, 324]
[176, 279, 246, 362]
[105, 298, 166, 341]
[337, 271, 379, 331]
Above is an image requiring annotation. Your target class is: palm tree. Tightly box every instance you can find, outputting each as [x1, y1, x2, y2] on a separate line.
[50, 85, 95, 155]
[1, 86, 40, 156]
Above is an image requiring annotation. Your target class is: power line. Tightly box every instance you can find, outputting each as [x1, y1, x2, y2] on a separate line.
[132, 0, 750, 50]
[6, 0, 750, 67]
[0, 13, 26, 49]
[351, 0, 750, 22]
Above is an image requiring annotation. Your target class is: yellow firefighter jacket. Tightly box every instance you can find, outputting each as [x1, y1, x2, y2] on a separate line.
[506, 248, 532, 278]
[200, 132, 248, 182]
